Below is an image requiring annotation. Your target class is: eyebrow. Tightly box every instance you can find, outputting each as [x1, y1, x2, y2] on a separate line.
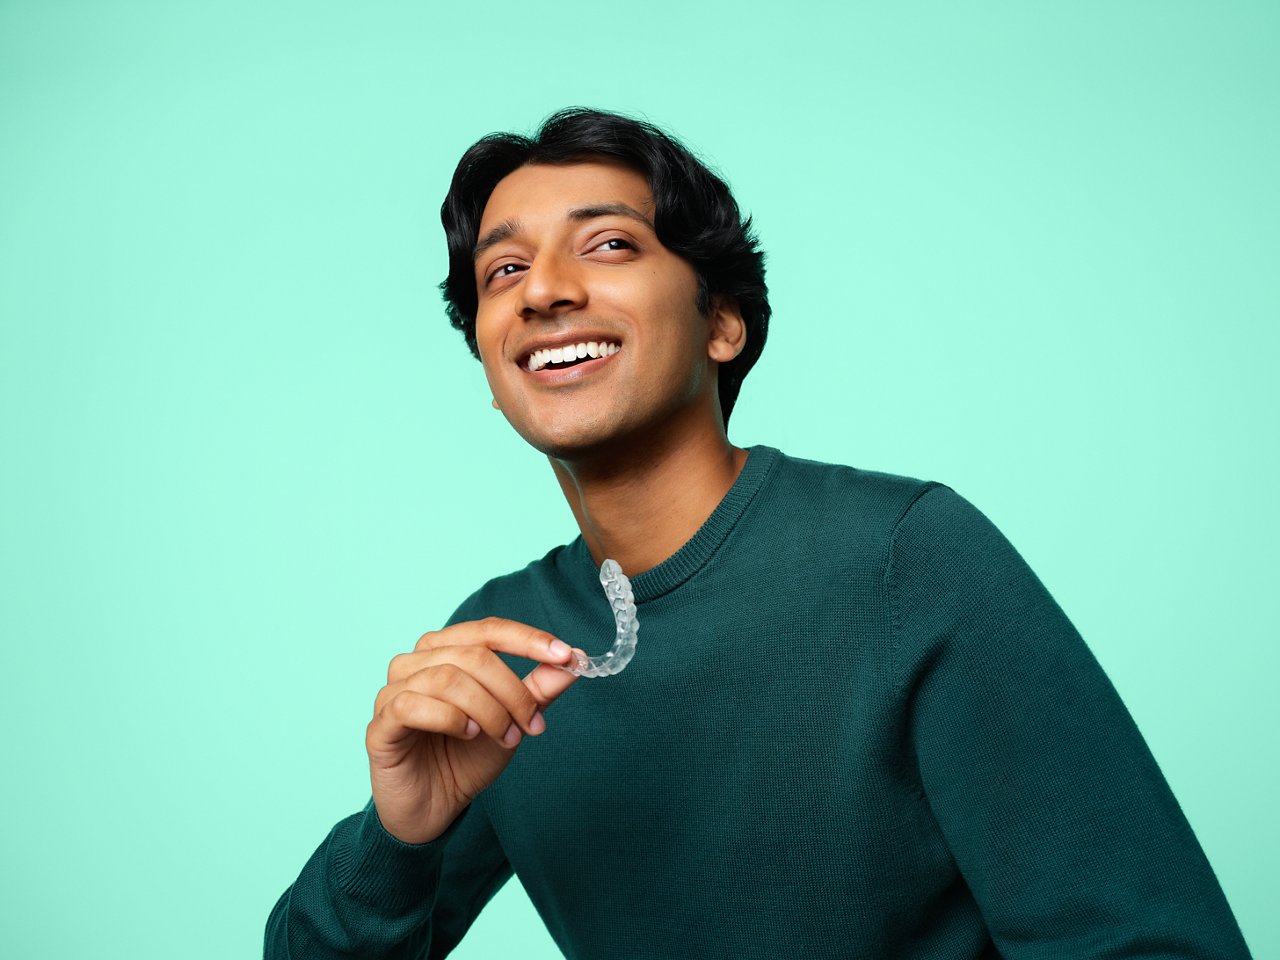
[472, 202, 655, 261]
[473, 218, 521, 262]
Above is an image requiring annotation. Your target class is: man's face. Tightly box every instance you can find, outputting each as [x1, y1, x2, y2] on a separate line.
[472, 161, 724, 459]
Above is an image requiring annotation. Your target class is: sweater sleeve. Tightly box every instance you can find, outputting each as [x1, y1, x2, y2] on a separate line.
[263, 794, 512, 959]
[889, 484, 1252, 959]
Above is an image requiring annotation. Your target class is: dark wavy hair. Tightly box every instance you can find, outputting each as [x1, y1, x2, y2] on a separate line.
[439, 107, 769, 428]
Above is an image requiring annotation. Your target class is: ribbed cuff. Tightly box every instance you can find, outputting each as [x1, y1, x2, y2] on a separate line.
[329, 801, 472, 912]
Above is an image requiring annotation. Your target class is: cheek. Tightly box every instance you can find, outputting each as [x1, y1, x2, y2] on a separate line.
[473, 312, 501, 363]
[655, 292, 710, 358]
[472, 329, 505, 390]
[611, 269, 704, 341]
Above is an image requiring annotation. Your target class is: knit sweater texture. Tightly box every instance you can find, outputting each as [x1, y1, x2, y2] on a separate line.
[265, 445, 1252, 959]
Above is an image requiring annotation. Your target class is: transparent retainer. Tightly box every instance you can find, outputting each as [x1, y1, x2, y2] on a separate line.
[556, 559, 638, 678]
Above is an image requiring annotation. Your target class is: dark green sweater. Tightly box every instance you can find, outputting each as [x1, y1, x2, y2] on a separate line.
[266, 446, 1251, 958]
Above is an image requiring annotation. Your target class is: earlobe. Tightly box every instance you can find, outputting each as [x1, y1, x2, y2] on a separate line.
[707, 295, 747, 363]
[491, 397, 501, 410]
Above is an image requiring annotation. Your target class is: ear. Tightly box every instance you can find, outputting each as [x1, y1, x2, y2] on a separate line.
[706, 295, 747, 364]
[491, 397, 501, 410]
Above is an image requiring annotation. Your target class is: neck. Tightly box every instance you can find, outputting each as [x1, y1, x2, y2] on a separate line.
[549, 413, 748, 577]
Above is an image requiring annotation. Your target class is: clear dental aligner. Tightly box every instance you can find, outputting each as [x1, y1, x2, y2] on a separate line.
[557, 559, 638, 678]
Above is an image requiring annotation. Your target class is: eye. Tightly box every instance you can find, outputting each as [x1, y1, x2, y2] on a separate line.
[485, 262, 525, 285]
[593, 237, 634, 252]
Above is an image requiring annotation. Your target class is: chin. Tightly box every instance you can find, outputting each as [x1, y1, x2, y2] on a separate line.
[508, 412, 633, 463]
[521, 428, 619, 462]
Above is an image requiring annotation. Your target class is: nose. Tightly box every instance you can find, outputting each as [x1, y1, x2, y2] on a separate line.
[516, 250, 587, 319]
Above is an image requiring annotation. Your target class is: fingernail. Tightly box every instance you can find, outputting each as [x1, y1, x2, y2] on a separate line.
[503, 723, 522, 747]
[529, 709, 545, 735]
[464, 719, 479, 738]
[549, 639, 571, 659]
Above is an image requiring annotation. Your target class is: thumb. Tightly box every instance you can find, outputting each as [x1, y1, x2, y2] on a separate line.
[523, 661, 581, 708]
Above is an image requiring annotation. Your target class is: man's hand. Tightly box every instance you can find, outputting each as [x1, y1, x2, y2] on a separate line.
[366, 617, 578, 844]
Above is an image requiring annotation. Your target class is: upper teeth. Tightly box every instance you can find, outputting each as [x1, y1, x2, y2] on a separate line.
[526, 341, 620, 372]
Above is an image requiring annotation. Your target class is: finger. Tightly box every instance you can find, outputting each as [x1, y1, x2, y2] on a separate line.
[381, 648, 542, 738]
[367, 689, 475, 752]
[414, 617, 573, 665]
[396, 661, 529, 746]
[376, 664, 505, 739]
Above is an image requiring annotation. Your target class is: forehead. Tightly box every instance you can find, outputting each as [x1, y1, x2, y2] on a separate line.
[478, 161, 653, 234]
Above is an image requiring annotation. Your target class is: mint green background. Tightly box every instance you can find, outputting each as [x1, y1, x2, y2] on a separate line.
[1, 2, 1275, 957]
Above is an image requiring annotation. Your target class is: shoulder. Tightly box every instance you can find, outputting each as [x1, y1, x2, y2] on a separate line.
[888, 482, 1030, 586]
[888, 482, 1072, 665]
[757, 446, 947, 546]
[759, 448, 1039, 606]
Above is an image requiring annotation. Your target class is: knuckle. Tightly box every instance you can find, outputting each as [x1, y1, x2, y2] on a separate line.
[387, 653, 409, 682]
[456, 645, 492, 669]
[386, 689, 415, 718]
[427, 662, 468, 693]
[414, 630, 438, 652]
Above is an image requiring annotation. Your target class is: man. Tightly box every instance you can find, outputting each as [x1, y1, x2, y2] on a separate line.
[265, 108, 1252, 959]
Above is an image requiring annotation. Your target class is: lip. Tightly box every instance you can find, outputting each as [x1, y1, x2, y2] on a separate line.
[522, 347, 620, 384]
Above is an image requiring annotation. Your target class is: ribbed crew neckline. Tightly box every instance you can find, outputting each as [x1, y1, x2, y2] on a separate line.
[569, 444, 780, 604]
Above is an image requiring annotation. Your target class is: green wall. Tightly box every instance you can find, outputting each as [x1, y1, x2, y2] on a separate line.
[1, 2, 1274, 957]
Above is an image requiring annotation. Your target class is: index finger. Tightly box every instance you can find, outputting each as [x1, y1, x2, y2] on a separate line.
[416, 616, 573, 666]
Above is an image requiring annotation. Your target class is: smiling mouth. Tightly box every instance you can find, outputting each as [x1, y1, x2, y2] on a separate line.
[523, 340, 621, 373]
